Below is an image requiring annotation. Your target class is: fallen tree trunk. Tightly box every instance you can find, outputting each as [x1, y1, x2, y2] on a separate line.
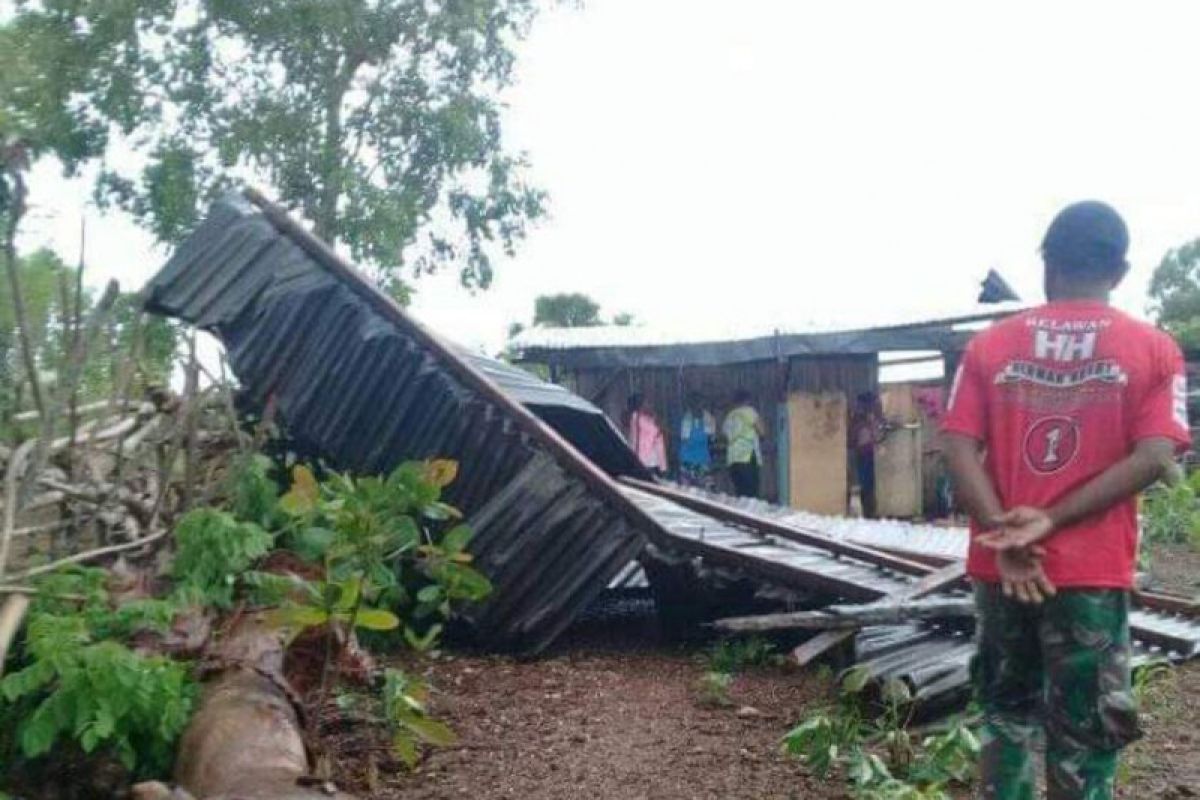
[716, 597, 976, 634]
[169, 612, 358, 800]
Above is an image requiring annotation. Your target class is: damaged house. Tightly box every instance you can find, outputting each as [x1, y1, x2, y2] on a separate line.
[142, 191, 1200, 715]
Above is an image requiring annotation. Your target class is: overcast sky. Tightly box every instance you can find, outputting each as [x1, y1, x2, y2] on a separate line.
[17, 0, 1200, 354]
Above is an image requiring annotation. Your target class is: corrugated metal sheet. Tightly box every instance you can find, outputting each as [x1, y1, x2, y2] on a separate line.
[623, 486, 915, 601]
[510, 303, 1023, 361]
[650, 483, 1200, 707]
[141, 191, 658, 653]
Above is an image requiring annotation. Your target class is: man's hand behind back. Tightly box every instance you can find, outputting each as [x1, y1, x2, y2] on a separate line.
[994, 545, 1056, 604]
[977, 506, 1056, 550]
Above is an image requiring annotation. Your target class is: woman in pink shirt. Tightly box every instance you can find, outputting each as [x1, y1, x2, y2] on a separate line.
[626, 394, 667, 475]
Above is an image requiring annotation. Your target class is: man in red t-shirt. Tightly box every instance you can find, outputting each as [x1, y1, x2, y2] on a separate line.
[942, 201, 1190, 800]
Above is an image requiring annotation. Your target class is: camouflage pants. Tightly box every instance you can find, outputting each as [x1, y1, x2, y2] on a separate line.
[973, 583, 1140, 800]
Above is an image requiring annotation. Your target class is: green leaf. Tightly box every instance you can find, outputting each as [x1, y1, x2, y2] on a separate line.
[840, 665, 872, 695]
[354, 608, 400, 631]
[334, 577, 363, 613]
[442, 524, 473, 554]
[417, 585, 443, 604]
[392, 731, 419, 768]
[279, 465, 320, 515]
[403, 715, 457, 747]
[267, 605, 329, 630]
[403, 623, 443, 652]
[288, 526, 335, 562]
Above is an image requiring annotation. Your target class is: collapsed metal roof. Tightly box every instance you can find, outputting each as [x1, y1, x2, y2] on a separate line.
[143, 190, 655, 652]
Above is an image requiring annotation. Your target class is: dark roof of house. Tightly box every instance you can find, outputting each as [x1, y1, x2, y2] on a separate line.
[512, 310, 1020, 370]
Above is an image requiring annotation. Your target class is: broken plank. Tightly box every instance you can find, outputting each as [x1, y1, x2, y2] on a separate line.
[792, 561, 967, 666]
[715, 597, 975, 634]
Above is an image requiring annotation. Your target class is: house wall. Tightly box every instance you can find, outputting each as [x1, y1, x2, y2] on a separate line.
[564, 355, 876, 502]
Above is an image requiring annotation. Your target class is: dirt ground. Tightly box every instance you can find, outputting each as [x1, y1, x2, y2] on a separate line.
[324, 607, 1200, 800]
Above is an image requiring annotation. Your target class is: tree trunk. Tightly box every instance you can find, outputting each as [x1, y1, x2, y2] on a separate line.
[1, 168, 45, 421]
[170, 613, 359, 799]
[312, 55, 363, 245]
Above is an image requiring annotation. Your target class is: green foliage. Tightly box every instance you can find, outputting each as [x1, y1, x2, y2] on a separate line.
[908, 722, 980, 787]
[781, 669, 976, 800]
[6, 0, 549, 289]
[782, 711, 860, 778]
[0, 247, 178, 431]
[381, 668, 456, 769]
[0, 567, 196, 777]
[267, 460, 489, 763]
[1132, 658, 1174, 705]
[694, 670, 735, 709]
[274, 461, 490, 652]
[228, 452, 285, 530]
[171, 508, 274, 608]
[533, 293, 603, 328]
[1150, 238, 1200, 349]
[707, 636, 778, 674]
[1142, 474, 1200, 549]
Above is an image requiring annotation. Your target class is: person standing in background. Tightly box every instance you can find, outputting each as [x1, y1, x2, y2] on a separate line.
[627, 393, 667, 476]
[849, 391, 888, 518]
[679, 392, 717, 488]
[723, 390, 764, 497]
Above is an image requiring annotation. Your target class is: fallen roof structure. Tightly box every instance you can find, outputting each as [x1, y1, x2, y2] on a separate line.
[143, 190, 658, 653]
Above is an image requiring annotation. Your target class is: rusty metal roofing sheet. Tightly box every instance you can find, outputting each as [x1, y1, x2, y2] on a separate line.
[141, 191, 658, 653]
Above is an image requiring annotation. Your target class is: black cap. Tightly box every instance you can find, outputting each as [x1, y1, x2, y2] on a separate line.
[1041, 201, 1129, 275]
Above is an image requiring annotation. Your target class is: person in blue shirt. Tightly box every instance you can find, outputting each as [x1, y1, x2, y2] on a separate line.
[679, 391, 717, 488]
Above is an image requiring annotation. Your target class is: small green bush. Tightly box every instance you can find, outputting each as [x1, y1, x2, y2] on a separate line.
[0, 569, 196, 777]
[1141, 474, 1200, 548]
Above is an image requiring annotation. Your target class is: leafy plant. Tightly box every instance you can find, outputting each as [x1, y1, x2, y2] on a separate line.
[228, 453, 286, 531]
[380, 668, 456, 769]
[707, 636, 778, 674]
[782, 712, 849, 777]
[874, 679, 917, 773]
[909, 721, 980, 786]
[1141, 475, 1200, 549]
[782, 666, 974, 800]
[268, 460, 489, 766]
[1132, 658, 1174, 705]
[274, 461, 490, 654]
[171, 508, 273, 608]
[695, 670, 735, 709]
[0, 573, 196, 777]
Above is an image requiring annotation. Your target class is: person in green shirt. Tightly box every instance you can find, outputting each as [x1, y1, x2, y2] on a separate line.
[723, 390, 764, 498]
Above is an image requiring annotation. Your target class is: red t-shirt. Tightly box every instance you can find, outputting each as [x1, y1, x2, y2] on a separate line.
[941, 301, 1191, 588]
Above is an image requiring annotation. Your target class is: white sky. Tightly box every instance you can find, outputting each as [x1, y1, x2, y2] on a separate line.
[17, 0, 1200, 355]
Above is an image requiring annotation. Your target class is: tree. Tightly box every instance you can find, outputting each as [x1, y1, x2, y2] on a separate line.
[612, 312, 635, 327]
[0, 248, 178, 431]
[1149, 238, 1200, 350]
[4, 1, 547, 294]
[533, 293, 602, 328]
